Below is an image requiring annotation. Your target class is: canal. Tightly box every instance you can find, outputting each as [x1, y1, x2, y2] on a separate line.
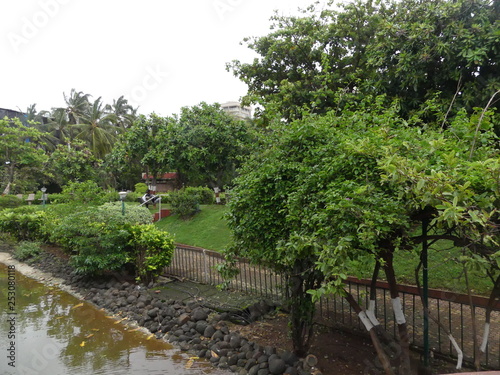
[0, 263, 222, 375]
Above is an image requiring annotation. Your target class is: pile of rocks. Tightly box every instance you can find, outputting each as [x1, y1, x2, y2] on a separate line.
[23, 250, 320, 375]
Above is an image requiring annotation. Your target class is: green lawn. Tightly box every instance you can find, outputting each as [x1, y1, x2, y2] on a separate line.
[154, 204, 492, 296]
[154, 205, 231, 251]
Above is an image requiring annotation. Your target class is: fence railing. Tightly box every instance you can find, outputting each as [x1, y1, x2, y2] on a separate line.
[163, 244, 500, 369]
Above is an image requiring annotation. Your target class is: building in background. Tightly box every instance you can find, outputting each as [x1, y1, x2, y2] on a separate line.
[220, 101, 252, 120]
[141, 172, 179, 193]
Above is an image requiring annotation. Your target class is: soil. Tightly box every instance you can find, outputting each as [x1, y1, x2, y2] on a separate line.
[232, 314, 373, 375]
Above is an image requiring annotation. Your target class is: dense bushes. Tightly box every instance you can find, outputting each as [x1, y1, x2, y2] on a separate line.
[129, 224, 175, 284]
[48, 203, 154, 275]
[0, 195, 23, 209]
[0, 208, 47, 241]
[168, 187, 214, 219]
[184, 187, 215, 204]
[0, 200, 174, 282]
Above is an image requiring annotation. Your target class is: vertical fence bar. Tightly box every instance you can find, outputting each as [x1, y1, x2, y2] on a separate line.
[412, 294, 416, 344]
[437, 299, 442, 352]
[448, 301, 452, 355]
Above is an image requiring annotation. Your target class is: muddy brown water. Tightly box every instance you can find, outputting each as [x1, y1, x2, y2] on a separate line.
[0, 263, 225, 375]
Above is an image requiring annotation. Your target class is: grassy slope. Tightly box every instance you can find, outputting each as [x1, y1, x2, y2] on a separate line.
[155, 205, 232, 251]
[155, 205, 491, 295]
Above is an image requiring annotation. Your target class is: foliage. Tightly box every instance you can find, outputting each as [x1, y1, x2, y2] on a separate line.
[224, 100, 500, 363]
[0, 117, 49, 193]
[73, 97, 119, 158]
[13, 241, 41, 261]
[107, 113, 175, 190]
[168, 189, 200, 219]
[128, 224, 175, 284]
[60, 180, 107, 205]
[0, 209, 47, 241]
[46, 139, 101, 188]
[134, 182, 148, 194]
[229, 0, 500, 124]
[173, 102, 257, 187]
[107, 103, 257, 189]
[184, 186, 215, 204]
[49, 202, 152, 275]
[0, 195, 23, 210]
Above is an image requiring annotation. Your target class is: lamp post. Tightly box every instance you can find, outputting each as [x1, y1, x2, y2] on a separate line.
[40, 187, 47, 208]
[119, 191, 128, 216]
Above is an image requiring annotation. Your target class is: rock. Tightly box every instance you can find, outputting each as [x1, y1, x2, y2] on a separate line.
[304, 354, 318, 367]
[284, 367, 298, 375]
[248, 364, 260, 375]
[269, 358, 286, 375]
[178, 313, 190, 325]
[203, 325, 216, 338]
[264, 346, 276, 356]
[257, 354, 269, 364]
[230, 334, 242, 349]
[195, 321, 208, 335]
[281, 351, 298, 366]
[211, 330, 224, 341]
[147, 308, 159, 318]
[245, 358, 257, 371]
[228, 354, 239, 366]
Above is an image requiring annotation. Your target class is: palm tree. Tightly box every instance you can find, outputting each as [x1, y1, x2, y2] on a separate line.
[64, 89, 90, 124]
[45, 108, 73, 145]
[74, 97, 117, 158]
[23, 104, 59, 151]
[106, 96, 137, 130]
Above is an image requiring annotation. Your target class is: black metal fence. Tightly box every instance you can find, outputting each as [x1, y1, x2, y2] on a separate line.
[163, 244, 500, 369]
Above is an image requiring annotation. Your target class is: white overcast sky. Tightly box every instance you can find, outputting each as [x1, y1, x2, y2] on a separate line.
[1, 0, 335, 117]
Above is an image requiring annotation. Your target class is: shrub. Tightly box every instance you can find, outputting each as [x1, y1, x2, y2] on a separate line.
[0, 209, 47, 241]
[128, 224, 175, 284]
[61, 180, 106, 205]
[169, 189, 200, 219]
[134, 182, 148, 195]
[48, 202, 152, 275]
[96, 202, 152, 225]
[0, 195, 23, 210]
[184, 187, 215, 204]
[125, 191, 141, 202]
[13, 241, 41, 261]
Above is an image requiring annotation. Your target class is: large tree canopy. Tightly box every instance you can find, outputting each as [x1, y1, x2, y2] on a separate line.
[0, 117, 48, 193]
[229, 0, 500, 124]
[224, 99, 500, 371]
[107, 103, 257, 189]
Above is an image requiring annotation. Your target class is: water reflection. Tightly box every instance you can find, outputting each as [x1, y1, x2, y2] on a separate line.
[0, 263, 220, 375]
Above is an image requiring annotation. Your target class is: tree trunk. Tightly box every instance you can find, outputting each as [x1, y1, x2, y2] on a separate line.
[382, 250, 412, 374]
[343, 290, 395, 375]
[288, 260, 316, 357]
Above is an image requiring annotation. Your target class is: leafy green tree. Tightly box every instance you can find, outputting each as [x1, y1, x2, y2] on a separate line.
[46, 139, 101, 188]
[173, 102, 256, 187]
[0, 117, 48, 193]
[107, 113, 175, 189]
[224, 100, 500, 372]
[229, 0, 500, 124]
